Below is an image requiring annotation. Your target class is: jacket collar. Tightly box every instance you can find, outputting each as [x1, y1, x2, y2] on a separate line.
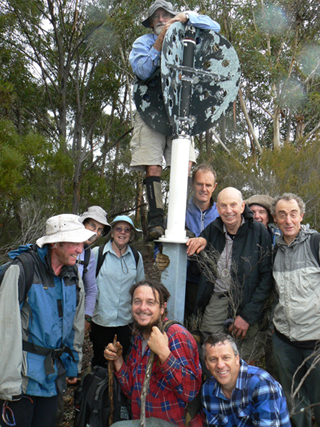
[277, 224, 317, 248]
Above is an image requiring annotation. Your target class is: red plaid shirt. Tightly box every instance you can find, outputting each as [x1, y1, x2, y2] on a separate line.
[115, 322, 202, 426]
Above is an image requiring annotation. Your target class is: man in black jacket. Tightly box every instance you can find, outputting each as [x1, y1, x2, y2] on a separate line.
[186, 187, 273, 363]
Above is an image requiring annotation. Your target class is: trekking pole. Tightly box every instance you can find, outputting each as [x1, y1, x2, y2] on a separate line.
[108, 334, 117, 426]
[140, 320, 164, 427]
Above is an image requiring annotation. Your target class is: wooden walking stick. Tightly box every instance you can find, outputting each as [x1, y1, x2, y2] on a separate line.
[108, 334, 117, 426]
[140, 320, 164, 427]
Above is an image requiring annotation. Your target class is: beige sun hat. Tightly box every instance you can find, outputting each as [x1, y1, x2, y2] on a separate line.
[142, 0, 178, 28]
[36, 214, 96, 248]
[80, 206, 111, 235]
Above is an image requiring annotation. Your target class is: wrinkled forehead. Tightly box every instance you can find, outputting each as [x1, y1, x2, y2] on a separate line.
[218, 190, 242, 205]
[275, 198, 301, 214]
[206, 340, 234, 355]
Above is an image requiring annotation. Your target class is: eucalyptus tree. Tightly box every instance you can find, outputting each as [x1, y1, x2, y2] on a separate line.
[0, 0, 142, 214]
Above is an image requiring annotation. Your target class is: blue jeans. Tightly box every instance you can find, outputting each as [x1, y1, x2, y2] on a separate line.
[273, 333, 320, 427]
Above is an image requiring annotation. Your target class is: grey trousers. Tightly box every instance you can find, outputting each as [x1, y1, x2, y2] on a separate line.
[200, 292, 264, 362]
[273, 333, 320, 427]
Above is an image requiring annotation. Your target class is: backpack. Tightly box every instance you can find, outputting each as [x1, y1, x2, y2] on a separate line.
[0, 244, 35, 294]
[77, 246, 91, 278]
[95, 243, 140, 277]
[73, 365, 132, 427]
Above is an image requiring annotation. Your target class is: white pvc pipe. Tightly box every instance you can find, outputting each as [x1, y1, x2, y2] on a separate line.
[159, 136, 190, 243]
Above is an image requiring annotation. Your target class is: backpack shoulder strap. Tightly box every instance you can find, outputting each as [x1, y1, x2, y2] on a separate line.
[272, 243, 279, 264]
[18, 251, 35, 295]
[95, 244, 139, 277]
[310, 233, 320, 265]
[83, 248, 91, 276]
[129, 245, 140, 268]
[0, 248, 35, 298]
[96, 244, 106, 277]
[163, 319, 180, 332]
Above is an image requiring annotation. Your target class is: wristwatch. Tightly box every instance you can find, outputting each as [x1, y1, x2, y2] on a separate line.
[85, 315, 92, 323]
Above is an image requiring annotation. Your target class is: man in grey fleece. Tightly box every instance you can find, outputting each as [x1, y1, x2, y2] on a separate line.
[271, 193, 320, 427]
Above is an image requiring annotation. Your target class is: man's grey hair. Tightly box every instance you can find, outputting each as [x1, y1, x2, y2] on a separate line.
[271, 193, 305, 216]
[202, 333, 239, 359]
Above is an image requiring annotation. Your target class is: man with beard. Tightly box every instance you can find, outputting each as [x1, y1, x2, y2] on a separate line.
[129, 0, 220, 240]
[104, 280, 202, 426]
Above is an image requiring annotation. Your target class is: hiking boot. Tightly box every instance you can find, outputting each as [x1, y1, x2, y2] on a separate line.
[146, 226, 165, 241]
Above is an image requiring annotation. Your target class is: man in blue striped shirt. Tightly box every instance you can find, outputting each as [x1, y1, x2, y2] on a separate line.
[200, 333, 291, 426]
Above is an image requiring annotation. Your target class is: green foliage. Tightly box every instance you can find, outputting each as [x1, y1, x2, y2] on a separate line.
[1, 0, 320, 248]
[0, 119, 25, 200]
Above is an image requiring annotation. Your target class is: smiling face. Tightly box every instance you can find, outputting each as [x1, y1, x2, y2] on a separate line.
[273, 198, 304, 244]
[193, 170, 217, 210]
[84, 218, 105, 244]
[111, 221, 132, 250]
[217, 188, 245, 234]
[205, 340, 240, 397]
[131, 285, 165, 338]
[250, 204, 269, 228]
[52, 242, 84, 267]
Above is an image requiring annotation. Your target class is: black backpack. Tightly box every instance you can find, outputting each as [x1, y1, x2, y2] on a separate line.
[0, 244, 35, 294]
[95, 243, 140, 277]
[77, 246, 91, 278]
[74, 365, 132, 427]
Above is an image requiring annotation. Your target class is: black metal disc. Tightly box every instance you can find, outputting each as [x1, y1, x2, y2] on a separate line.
[161, 23, 241, 136]
[133, 23, 241, 137]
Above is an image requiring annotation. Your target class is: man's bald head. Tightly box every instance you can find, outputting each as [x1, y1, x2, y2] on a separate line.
[217, 187, 243, 204]
[217, 187, 245, 234]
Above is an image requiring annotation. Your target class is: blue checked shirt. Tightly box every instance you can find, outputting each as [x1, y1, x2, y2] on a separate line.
[201, 360, 291, 426]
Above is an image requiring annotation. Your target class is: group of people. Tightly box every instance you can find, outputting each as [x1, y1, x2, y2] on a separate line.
[0, 209, 145, 427]
[1, 1, 319, 427]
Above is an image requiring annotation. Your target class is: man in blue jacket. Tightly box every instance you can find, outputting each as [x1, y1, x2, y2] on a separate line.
[129, 0, 220, 240]
[156, 163, 219, 319]
[0, 214, 95, 427]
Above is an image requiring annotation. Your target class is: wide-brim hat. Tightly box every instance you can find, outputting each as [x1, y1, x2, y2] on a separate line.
[36, 214, 96, 248]
[142, 0, 178, 28]
[80, 206, 111, 235]
[245, 195, 274, 223]
[110, 215, 143, 240]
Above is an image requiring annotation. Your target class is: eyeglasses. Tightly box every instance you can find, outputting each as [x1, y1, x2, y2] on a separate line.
[151, 11, 172, 22]
[114, 226, 131, 234]
[87, 222, 104, 235]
